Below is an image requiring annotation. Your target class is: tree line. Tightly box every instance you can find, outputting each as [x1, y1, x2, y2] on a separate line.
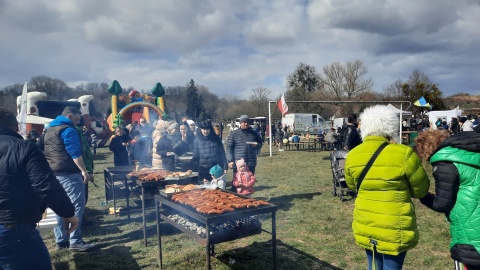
[0, 60, 471, 125]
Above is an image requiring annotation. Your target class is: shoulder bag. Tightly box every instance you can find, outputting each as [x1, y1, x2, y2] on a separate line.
[356, 143, 388, 193]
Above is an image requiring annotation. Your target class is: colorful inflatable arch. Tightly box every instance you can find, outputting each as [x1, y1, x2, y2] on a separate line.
[107, 80, 167, 131]
[107, 101, 164, 131]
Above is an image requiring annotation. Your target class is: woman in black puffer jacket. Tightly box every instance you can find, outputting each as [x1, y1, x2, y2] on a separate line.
[192, 120, 227, 181]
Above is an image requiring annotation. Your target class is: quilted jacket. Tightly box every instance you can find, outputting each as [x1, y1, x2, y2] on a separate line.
[345, 136, 430, 255]
[226, 127, 262, 169]
[424, 132, 480, 266]
[0, 127, 75, 224]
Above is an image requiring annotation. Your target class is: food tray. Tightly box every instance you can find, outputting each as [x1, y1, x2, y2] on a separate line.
[159, 185, 204, 198]
[165, 172, 198, 180]
[159, 189, 187, 198]
[127, 175, 165, 182]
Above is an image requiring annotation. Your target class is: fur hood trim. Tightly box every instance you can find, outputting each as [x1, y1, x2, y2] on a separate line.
[360, 105, 399, 141]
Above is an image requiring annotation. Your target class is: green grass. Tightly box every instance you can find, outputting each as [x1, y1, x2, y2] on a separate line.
[44, 143, 452, 270]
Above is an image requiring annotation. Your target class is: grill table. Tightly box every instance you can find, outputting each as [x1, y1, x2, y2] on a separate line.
[103, 166, 135, 219]
[154, 193, 277, 270]
[129, 173, 198, 246]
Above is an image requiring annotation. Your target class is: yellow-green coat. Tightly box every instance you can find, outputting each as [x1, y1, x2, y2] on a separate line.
[345, 136, 430, 255]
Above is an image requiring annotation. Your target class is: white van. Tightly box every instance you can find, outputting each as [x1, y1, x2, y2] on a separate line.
[234, 116, 266, 129]
[282, 113, 329, 133]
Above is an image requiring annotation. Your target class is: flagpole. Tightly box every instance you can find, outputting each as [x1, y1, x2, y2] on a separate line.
[399, 103, 403, 144]
[268, 101, 273, 157]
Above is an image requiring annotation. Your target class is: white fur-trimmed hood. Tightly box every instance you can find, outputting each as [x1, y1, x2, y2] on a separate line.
[359, 105, 399, 141]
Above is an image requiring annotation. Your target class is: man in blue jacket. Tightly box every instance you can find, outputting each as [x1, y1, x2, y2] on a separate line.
[44, 106, 95, 252]
[0, 107, 78, 269]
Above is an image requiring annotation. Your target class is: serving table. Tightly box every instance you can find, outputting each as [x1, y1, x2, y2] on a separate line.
[154, 192, 277, 269]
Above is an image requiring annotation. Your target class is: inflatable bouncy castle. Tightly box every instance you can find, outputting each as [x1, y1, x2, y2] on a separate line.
[17, 92, 113, 147]
[106, 80, 167, 131]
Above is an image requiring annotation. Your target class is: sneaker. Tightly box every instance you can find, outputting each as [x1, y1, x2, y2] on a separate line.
[69, 240, 95, 252]
[278, 149, 284, 151]
[56, 242, 69, 250]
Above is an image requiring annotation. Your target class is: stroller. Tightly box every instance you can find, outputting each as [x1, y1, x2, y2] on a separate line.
[330, 149, 356, 201]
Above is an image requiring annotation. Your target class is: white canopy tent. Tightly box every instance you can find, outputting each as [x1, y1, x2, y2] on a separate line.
[427, 106, 463, 124]
[386, 104, 412, 116]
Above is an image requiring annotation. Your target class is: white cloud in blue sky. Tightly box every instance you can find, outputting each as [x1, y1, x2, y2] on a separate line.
[0, 0, 479, 99]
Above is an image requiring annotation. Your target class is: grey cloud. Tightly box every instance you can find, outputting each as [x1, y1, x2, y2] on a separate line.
[372, 36, 451, 55]
[1, 0, 480, 99]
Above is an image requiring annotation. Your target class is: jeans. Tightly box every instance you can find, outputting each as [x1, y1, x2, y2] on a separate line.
[0, 224, 51, 270]
[366, 249, 407, 270]
[54, 173, 85, 245]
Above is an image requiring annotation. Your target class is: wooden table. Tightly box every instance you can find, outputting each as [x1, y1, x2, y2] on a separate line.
[286, 138, 318, 151]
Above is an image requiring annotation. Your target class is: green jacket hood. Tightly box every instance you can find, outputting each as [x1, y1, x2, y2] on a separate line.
[430, 132, 480, 167]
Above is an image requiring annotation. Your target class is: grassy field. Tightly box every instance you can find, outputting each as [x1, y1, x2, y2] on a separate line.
[44, 142, 452, 270]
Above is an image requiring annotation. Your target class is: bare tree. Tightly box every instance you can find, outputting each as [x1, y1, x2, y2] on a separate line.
[249, 86, 271, 117]
[29, 76, 70, 100]
[215, 97, 231, 122]
[84, 83, 102, 93]
[383, 80, 405, 99]
[342, 60, 373, 98]
[321, 62, 344, 101]
[224, 101, 256, 122]
[197, 85, 220, 120]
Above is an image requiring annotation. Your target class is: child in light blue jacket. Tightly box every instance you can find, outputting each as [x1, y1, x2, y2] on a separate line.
[203, 164, 226, 190]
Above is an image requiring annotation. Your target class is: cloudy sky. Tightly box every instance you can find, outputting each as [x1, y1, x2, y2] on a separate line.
[1, 0, 479, 99]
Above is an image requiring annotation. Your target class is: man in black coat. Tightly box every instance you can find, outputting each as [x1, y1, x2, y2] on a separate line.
[341, 114, 362, 151]
[0, 107, 78, 269]
[227, 115, 262, 191]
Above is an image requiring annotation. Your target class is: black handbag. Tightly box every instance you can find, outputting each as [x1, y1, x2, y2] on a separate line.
[356, 143, 388, 193]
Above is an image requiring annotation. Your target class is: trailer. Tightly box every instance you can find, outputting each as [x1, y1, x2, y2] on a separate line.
[281, 113, 328, 133]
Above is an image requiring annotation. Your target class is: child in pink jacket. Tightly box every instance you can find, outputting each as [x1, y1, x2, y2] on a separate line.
[233, 158, 256, 197]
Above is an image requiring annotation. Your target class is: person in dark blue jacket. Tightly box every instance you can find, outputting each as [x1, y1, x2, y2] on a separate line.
[192, 120, 228, 181]
[156, 128, 175, 171]
[227, 115, 262, 191]
[0, 107, 78, 269]
[109, 126, 130, 166]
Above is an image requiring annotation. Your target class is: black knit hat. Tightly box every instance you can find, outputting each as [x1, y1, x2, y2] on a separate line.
[197, 120, 212, 129]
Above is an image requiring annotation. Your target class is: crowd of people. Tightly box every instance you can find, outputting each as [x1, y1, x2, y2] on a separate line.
[0, 106, 264, 268]
[404, 114, 479, 134]
[106, 114, 262, 197]
[3, 101, 480, 269]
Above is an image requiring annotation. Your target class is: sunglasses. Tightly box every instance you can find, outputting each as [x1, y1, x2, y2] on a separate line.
[140, 121, 145, 124]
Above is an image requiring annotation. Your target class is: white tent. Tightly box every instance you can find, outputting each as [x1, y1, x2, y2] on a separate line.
[386, 104, 412, 116]
[26, 115, 53, 125]
[427, 106, 463, 125]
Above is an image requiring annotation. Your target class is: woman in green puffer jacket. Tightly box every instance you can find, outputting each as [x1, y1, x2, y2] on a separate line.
[345, 105, 430, 270]
[415, 130, 480, 270]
